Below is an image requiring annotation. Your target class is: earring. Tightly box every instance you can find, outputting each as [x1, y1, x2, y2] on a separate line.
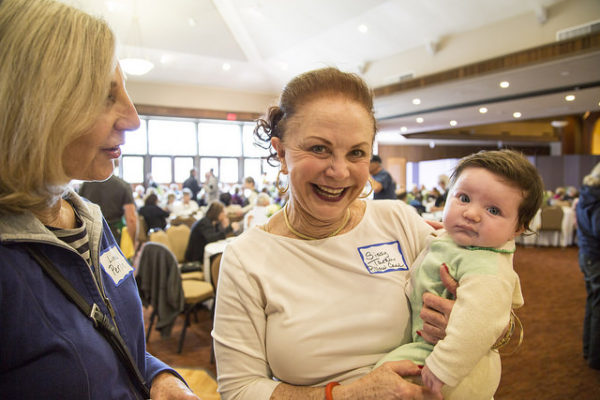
[275, 170, 289, 194]
[360, 177, 374, 198]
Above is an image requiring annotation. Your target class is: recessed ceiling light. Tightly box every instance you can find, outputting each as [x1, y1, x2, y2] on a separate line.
[416, 117, 424, 123]
[412, 98, 421, 105]
[499, 81, 510, 88]
[513, 112, 522, 118]
[358, 24, 368, 33]
[188, 17, 197, 27]
[400, 126, 408, 133]
[565, 94, 575, 102]
[479, 107, 488, 114]
[222, 63, 231, 71]
[449, 120, 457, 126]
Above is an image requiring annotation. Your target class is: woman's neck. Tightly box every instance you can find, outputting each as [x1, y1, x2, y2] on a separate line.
[34, 198, 76, 229]
[284, 199, 363, 240]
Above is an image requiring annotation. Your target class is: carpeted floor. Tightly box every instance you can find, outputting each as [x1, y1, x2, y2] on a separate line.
[145, 245, 600, 399]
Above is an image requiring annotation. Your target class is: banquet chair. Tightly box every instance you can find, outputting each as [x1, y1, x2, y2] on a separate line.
[167, 224, 191, 263]
[209, 253, 222, 364]
[537, 205, 564, 246]
[150, 227, 204, 280]
[136, 242, 214, 353]
[148, 229, 171, 248]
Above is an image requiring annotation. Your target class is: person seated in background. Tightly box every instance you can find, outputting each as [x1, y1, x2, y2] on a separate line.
[172, 188, 199, 217]
[220, 192, 244, 222]
[430, 174, 449, 212]
[231, 185, 245, 206]
[138, 193, 170, 234]
[184, 200, 240, 263]
[163, 192, 177, 214]
[244, 192, 272, 231]
[133, 184, 146, 208]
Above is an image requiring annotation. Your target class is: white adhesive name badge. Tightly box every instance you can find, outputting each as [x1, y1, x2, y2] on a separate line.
[358, 241, 408, 274]
[100, 246, 133, 286]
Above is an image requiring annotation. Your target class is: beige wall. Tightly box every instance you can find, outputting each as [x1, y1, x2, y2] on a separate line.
[364, 0, 600, 88]
[126, 80, 278, 114]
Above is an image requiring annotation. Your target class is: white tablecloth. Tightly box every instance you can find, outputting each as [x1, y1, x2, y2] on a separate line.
[516, 206, 575, 247]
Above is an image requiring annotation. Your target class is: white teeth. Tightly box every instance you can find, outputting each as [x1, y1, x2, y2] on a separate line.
[316, 185, 344, 196]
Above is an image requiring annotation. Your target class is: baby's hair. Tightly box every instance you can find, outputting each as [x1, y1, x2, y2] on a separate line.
[449, 150, 544, 232]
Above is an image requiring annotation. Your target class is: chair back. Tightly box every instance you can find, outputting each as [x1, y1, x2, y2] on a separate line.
[540, 206, 564, 231]
[167, 224, 191, 263]
[210, 253, 222, 291]
[137, 215, 149, 243]
[149, 230, 172, 250]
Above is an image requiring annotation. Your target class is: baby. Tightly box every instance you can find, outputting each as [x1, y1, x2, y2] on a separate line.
[377, 149, 544, 399]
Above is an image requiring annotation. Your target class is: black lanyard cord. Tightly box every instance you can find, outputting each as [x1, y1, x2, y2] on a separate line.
[26, 246, 151, 399]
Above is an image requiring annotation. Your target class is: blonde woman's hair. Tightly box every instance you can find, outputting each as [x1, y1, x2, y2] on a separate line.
[0, 0, 116, 214]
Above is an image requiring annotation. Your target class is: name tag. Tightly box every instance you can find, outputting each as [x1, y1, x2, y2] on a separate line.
[100, 246, 133, 286]
[358, 241, 408, 274]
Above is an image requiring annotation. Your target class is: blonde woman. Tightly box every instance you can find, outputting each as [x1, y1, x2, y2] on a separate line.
[0, 0, 198, 398]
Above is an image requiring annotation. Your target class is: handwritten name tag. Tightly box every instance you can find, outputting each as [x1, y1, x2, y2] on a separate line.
[100, 246, 133, 286]
[358, 241, 408, 274]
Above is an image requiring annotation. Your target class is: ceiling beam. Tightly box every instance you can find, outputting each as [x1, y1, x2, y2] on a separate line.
[211, 0, 263, 64]
[374, 32, 600, 97]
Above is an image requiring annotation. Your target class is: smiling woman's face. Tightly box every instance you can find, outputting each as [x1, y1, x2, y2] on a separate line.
[62, 66, 139, 182]
[272, 95, 374, 223]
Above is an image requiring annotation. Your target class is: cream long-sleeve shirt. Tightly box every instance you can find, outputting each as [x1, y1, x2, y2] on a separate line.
[212, 200, 434, 400]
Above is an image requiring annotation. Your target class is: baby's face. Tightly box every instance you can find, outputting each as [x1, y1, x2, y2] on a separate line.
[443, 167, 524, 248]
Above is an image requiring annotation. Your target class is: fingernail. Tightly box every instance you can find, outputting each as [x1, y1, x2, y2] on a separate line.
[416, 330, 422, 337]
[417, 365, 424, 369]
[443, 263, 449, 273]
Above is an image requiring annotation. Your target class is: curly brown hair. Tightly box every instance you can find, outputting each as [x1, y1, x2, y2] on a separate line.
[254, 67, 376, 166]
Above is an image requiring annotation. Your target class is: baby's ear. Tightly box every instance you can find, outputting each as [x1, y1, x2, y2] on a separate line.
[513, 225, 525, 238]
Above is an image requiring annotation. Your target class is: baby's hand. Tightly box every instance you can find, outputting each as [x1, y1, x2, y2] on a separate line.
[421, 365, 444, 396]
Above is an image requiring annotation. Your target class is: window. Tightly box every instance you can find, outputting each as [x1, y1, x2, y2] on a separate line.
[242, 123, 265, 157]
[174, 157, 194, 183]
[122, 156, 144, 184]
[198, 122, 241, 156]
[262, 159, 278, 185]
[148, 119, 196, 156]
[244, 158, 262, 185]
[151, 156, 172, 184]
[119, 116, 270, 186]
[220, 158, 239, 183]
[122, 120, 147, 154]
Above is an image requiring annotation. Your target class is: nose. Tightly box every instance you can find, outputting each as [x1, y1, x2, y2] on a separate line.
[463, 206, 481, 223]
[325, 155, 350, 180]
[116, 91, 141, 132]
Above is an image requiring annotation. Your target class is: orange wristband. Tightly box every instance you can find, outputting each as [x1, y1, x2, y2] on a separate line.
[325, 381, 340, 400]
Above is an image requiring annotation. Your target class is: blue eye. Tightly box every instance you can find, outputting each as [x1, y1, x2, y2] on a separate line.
[488, 207, 500, 216]
[459, 193, 469, 203]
